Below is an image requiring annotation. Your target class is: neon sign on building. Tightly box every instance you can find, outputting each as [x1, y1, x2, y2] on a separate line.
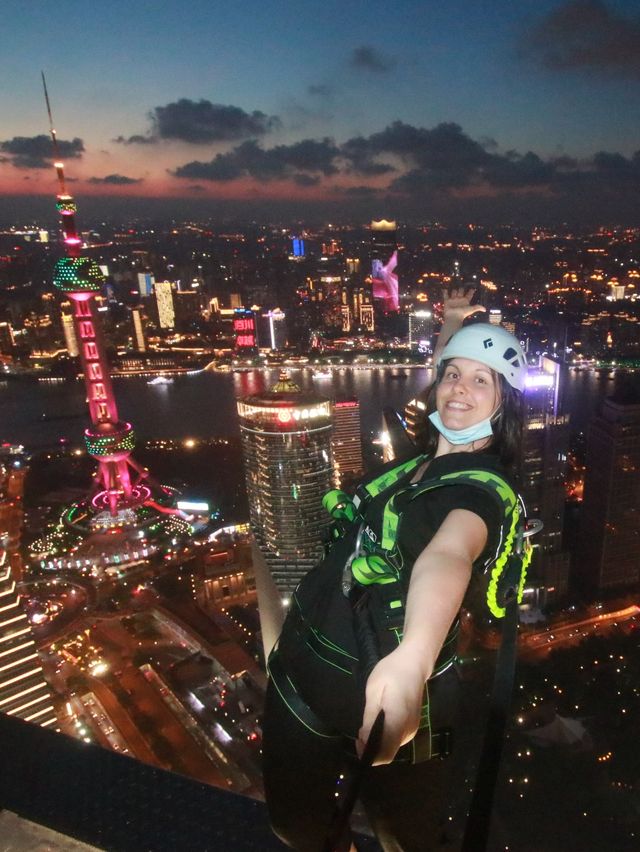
[233, 311, 256, 349]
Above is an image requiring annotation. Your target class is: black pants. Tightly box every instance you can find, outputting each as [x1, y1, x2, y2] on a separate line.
[262, 668, 479, 852]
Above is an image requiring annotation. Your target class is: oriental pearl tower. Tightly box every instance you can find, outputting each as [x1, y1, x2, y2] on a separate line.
[52, 169, 151, 522]
[31, 78, 190, 571]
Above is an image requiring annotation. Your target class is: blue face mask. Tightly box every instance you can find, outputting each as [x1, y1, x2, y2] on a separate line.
[428, 410, 493, 446]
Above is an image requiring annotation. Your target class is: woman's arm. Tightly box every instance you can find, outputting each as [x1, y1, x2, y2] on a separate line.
[357, 508, 488, 765]
[432, 287, 486, 362]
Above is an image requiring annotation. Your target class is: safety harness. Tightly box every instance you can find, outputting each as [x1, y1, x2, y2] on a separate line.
[268, 453, 532, 764]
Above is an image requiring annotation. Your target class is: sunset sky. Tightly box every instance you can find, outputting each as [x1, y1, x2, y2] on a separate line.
[3, 0, 640, 222]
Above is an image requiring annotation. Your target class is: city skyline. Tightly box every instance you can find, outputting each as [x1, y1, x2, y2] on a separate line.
[3, 1, 640, 222]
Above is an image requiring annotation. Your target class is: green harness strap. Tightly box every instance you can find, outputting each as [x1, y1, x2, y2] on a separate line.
[324, 460, 532, 620]
[372, 467, 531, 619]
[322, 454, 428, 534]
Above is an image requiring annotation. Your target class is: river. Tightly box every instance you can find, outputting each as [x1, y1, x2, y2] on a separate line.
[1, 366, 638, 448]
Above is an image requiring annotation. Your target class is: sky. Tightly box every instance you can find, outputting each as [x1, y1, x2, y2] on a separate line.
[2, 0, 640, 223]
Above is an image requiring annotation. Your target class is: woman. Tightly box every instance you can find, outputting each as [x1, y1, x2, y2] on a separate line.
[263, 291, 527, 851]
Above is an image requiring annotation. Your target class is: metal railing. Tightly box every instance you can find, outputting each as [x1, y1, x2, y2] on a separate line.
[0, 712, 284, 851]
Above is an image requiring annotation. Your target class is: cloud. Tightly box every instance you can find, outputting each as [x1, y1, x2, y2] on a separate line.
[350, 45, 397, 73]
[341, 121, 492, 187]
[522, 0, 640, 77]
[292, 173, 321, 187]
[339, 185, 381, 197]
[117, 99, 281, 145]
[113, 134, 157, 145]
[308, 84, 334, 97]
[0, 134, 84, 169]
[172, 137, 340, 182]
[481, 151, 556, 188]
[166, 116, 640, 221]
[88, 174, 143, 185]
[340, 136, 396, 175]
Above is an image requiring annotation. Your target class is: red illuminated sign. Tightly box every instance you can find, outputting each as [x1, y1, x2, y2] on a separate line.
[234, 314, 256, 349]
[236, 334, 256, 348]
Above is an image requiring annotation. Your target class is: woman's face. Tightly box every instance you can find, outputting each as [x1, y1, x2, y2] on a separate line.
[435, 357, 501, 432]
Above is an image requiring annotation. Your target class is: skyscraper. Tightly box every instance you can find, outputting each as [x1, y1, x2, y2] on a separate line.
[577, 392, 640, 595]
[61, 311, 79, 357]
[0, 450, 56, 728]
[155, 281, 176, 329]
[370, 219, 399, 313]
[260, 309, 287, 350]
[370, 219, 397, 262]
[237, 372, 333, 597]
[520, 358, 571, 605]
[331, 399, 364, 489]
[408, 310, 434, 351]
[137, 272, 155, 298]
[131, 307, 146, 352]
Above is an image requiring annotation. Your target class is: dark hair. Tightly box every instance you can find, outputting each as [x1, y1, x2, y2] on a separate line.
[412, 361, 525, 479]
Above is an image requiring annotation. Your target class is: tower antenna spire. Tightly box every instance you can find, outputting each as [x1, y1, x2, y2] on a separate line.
[41, 71, 66, 195]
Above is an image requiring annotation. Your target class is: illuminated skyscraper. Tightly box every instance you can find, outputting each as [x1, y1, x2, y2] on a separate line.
[331, 399, 364, 489]
[260, 309, 287, 350]
[0, 322, 15, 356]
[521, 358, 571, 604]
[370, 219, 397, 261]
[408, 310, 434, 350]
[577, 393, 640, 595]
[131, 308, 146, 352]
[155, 281, 175, 329]
[0, 451, 56, 728]
[370, 219, 399, 313]
[137, 272, 155, 298]
[237, 373, 333, 596]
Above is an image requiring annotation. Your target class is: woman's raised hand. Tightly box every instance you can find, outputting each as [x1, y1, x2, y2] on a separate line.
[441, 286, 486, 325]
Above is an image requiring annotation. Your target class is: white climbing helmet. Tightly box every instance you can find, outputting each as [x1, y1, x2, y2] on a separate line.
[438, 323, 528, 392]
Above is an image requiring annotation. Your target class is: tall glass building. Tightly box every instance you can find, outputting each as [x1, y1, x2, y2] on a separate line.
[237, 372, 333, 597]
[0, 452, 56, 728]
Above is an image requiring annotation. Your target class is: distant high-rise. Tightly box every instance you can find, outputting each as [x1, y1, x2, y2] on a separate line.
[370, 219, 397, 261]
[331, 399, 364, 489]
[0, 322, 16, 356]
[155, 281, 175, 329]
[370, 219, 399, 313]
[61, 311, 79, 357]
[137, 272, 155, 298]
[521, 358, 571, 604]
[233, 308, 258, 350]
[577, 394, 640, 595]
[131, 308, 146, 352]
[237, 372, 333, 597]
[260, 310, 287, 350]
[0, 451, 56, 728]
[408, 310, 434, 350]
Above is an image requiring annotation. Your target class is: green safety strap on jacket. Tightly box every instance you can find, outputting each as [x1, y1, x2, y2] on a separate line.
[358, 453, 428, 500]
[378, 467, 529, 620]
[439, 469, 518, 514]
[323, 455, 428, 534]
[322, 489, 357, 523]
[351, 553, 399, 586]
[380, 468, 518, 555]
[486, 504, 533, 618]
